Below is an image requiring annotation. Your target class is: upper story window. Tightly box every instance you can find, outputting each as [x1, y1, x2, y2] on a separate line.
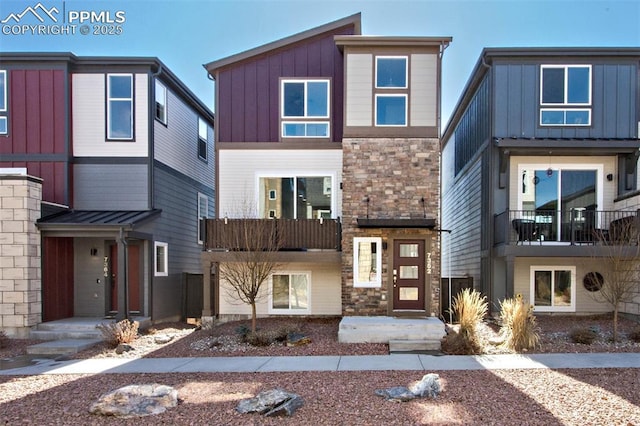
[540, 65, 591, 126]
[0, 70, 7, 135]
[107, 74, 134, 140]
[281, 79, 330, 138]
[198, 117, 208, 161]
[375, 56, 408, 126]
[198, 193, 209, 245]
[154, 241, 168, 277]
[258, 175, 333, 219]
[155, 80, 167, 124]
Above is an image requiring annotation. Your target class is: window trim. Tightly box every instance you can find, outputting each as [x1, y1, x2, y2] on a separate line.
[375, 56, 408, 89]
[281, 121, 330, 138]
[375, 94, 408, 127]
[197, 193, 209, 245]
[530, 265, 576, 312]
[280, 78, 331, 139]
[0, 70, 7, 135]
[154, 241, 169, 277]
[154, 80, 167, 125]
[106, 73, 134, 140]
[198, 117, 208, 162]
[540, 108, 591, 127]
[539, 65, 592, 126]
[268, 271, 311, 314]
[353, 237, 382, 288]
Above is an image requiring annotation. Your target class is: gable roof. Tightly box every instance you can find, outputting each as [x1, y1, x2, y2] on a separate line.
[204, 13, 361, 77]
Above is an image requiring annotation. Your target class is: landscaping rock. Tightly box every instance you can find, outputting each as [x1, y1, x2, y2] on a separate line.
[89, 384, 178, 418]
[374, 386, 416, 402]
[236, 389, 303, 417]
[115, 344, 134, 354]
[409, 373, 441, 398]
[154, 335, 173, 344]
[287, 333, 311, 347]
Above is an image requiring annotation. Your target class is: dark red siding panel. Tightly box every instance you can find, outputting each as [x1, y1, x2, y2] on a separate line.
[256, 58, 271, 142]
[230, 67, 245, 141]
[244, 62, 258, 142]
[26, 70, 42, 154]
[10, 70, 27, 153]
[268, 55, 282, 142]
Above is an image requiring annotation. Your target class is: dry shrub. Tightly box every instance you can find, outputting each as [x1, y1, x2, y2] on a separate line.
[628, 325, 640, 343]
[569, 327, 598, 344]
[0, 330, 8, 349]
[96, 319, 139, 348]
[441, 289, 488, 355]
[499, 294, 540, 352]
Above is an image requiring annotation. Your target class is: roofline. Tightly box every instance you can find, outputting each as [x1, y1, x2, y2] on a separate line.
[0, 52, 214, 122]
[441, 46, 640, 144]
[334, 35, 452, 50]
[204, 12, 362, 76]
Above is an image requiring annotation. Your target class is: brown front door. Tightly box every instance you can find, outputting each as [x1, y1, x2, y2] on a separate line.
[42, 237, 74, 321]
[392, 239, 425, 311]
[109, 244, 141, 314]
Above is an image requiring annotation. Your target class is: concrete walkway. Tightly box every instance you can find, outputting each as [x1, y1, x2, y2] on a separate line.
[1, 352, 639, 376]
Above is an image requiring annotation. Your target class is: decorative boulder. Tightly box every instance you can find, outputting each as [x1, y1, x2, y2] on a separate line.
[115, 344, 134, 354]
[287, 333, 311, 347]
[374, 386, 416, 402]
[89, 384, 178, 418]
[409, 373, 441, 399]
[154, 334, 173, 344]
[237, 389, 303, 417]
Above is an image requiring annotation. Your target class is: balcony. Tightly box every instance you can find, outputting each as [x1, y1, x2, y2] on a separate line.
[203, 218, 342, 252]
[494, 209, 640, 246]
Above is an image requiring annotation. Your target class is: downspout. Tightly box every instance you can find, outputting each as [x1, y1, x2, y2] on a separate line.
[119, 227, 129, 320]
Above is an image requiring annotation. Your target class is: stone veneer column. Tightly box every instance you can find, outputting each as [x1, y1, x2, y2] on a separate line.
[0, 175, 42, 337]
[341, 138, 441, 316]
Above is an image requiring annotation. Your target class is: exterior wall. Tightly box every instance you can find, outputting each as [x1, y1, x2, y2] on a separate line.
[341, 138, 440, 315]
[154, 81, 215, 187]
[73, 237, 107, 316]
[513, 257, 611, 314]
[0, 175, 42, 337]
[218, 262, 341, 318]
[493, 62, 637, 139]
[217, 149, 342, 218]
[73, 163, 149, 210]
[215, 26, 354, 143]
[72, 73, 149, 157]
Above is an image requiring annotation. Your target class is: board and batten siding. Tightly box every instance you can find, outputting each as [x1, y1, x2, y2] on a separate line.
[218, 149, 342, 218]
[345, 53, 373, 126]
[493, 62, 637, 139]
[218, 262, 341, 317]
[410, 53, 437, 127]
[153, 84, 214, 188]
[441, 156, 482, 282]
[73, 163, 149, 210]
[72, 73, 149, 157]
[513, 257, 610, 314]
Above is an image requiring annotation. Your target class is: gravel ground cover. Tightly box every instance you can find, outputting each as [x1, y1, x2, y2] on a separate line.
[1, 314, 639, 425]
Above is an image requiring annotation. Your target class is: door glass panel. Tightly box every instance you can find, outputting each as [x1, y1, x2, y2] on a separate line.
[554, 270, 572, 306]
[399, 287, 419, 301]
[399, 265, 418, 279]
[272, 275, 289, 309]
[399, 243, 419, 257]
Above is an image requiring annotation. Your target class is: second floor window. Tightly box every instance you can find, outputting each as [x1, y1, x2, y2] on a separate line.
[281, 79, 330, 138]
[0, 70, 7, 135]
[198, 117, 208, 161]
[258, 175, 333, 219]
[107, 74, 134, 140]
[375, 56, 408, 126]
[155, 80, 167, 124]
[540, 65, 591, 126]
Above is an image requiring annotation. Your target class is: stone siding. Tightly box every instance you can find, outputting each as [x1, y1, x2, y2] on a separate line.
[341, 138, 441, 316]
[0, 175, 42, 337]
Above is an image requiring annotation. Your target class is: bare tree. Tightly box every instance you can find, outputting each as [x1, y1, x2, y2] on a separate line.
[218, 204, 283, 333]
[587, 217, 640, 341]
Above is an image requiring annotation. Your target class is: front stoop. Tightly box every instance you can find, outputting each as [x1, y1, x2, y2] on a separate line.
[338, 316, 446, 351]
[26, 339, 102, 355]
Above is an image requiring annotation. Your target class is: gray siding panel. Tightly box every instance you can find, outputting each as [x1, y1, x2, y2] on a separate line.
[73, 164, 149, 210]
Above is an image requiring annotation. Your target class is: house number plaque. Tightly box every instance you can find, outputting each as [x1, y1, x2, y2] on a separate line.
[426, 252, 432, 275]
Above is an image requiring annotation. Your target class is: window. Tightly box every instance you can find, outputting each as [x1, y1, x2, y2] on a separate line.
[258, 175, 333, 219]
[0, 70, 7, 135]
[198, 117, 208, 161]
[154, 242, 168, 276]
[270, 272, 310, 313]
[531, 266, 575, 312]
[540, 65, 591, 126]
[198, 193, 209, 244]
[107, 74, 133, 139]
[281, 79, 330, 138]
[353, 237, 382, 288]
[155, 80, 167, 124]
[375, 56, 408, 127]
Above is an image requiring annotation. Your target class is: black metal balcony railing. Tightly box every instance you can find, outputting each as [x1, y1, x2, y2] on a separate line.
[203, 218, 342, 251]
[494, 209, 640, 246]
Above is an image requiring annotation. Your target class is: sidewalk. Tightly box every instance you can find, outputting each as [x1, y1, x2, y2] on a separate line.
[2, 352, 639, 376]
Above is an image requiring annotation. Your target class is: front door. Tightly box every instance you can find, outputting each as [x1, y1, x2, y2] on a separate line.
[392, 239, 425, 311]
[109, 244, 141, 315]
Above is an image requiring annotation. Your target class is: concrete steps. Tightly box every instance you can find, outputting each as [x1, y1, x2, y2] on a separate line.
[26, 339, 102, 355]
[338, 316, 446, 352]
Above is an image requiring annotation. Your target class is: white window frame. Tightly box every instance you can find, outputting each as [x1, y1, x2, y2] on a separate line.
[280, 79, 330, 138]
[154, 241, 168, 277]
[353, 237, 382, 288]
[268, 271, 311, 314]
[539, 65, 592, 126]
[198, 193, 209, 245]
[155, 80, 167, 124]
[375, 94, 408, 127]
[530, 265, 576, 312]
[375, 56, 408, 89]
[0, 70, 7, 135]
[198, 117, 208, 161]
[106, 73, 134, 140]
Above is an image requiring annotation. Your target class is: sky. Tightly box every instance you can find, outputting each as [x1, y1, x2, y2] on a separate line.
[1, 0, 639, 127]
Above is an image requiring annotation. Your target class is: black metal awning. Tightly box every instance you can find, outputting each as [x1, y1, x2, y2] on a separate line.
[356, 218, 436, 228]
[37, 209, 161, 236]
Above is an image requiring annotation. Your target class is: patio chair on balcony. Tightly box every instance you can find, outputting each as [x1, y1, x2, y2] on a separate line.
[512, 218, 539, 245]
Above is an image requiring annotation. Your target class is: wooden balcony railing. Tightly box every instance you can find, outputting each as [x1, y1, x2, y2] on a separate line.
[203, 218, 342, 251]
[494, 209, 640, 246]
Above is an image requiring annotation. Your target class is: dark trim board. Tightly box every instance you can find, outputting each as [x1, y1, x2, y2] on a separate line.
[357, 218, 436, 228]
